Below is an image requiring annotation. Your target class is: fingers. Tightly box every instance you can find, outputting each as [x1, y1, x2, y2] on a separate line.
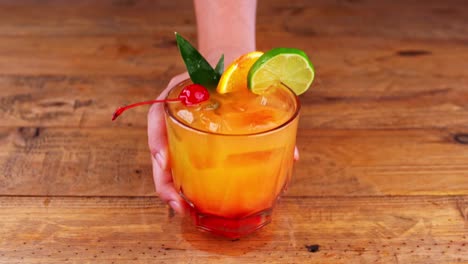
[151, 155, 186, 215]
[294, 146, 300, 161]
[147, 72, 189, 215]
[147, 72, 189, 173]
[147, 97, 168, 169]
[147, 73, 188, 158]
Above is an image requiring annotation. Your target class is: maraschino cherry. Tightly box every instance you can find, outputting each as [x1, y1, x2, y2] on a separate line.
[112, 84, 209, 121]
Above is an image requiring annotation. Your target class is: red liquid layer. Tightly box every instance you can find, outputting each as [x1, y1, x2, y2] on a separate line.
[189, 206, 273, 239]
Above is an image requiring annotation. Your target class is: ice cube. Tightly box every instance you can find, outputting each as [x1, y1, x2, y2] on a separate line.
[208, 122, 219, 132]
[202, 99, 220, 111]
[177, 109, 194, 124]
[253, 86, 293, 111]
[221, 119, 233, 133]
[199, 113, 222, 133]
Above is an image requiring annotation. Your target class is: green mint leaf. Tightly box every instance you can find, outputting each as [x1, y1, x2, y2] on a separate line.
[175, 33, 220, 88]
[214, 54, 224, 76]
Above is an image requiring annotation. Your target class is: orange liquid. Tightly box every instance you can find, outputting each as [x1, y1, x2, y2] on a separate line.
[165, 80, 299, 238]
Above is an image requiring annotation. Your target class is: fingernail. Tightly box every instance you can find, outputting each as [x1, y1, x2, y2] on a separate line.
[168, 200, 183, 215]
[294, 148, 300, 161]
[155, 152, 166, 171]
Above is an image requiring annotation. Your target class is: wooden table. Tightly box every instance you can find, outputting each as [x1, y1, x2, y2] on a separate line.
[0, 0, 467, 263]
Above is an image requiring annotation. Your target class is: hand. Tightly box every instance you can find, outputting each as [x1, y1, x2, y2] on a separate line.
[148, 0, 289, 214]
[147, 72, 190, 215]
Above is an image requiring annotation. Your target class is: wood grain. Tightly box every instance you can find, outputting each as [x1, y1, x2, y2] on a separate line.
[0, 196, 466, 264]
[1, 0, 468, 262]
[1, 127, 467, 196]
[0, 75, 167, 128]
[293, 129, 468, 196]
[0, 0, 466, 40]
[0, 127, 154, 196]
[1, 36, 467, 128]
[259, 0, 468, 40]
[0, 36, 186, 76]
[0, 0, 195, 37]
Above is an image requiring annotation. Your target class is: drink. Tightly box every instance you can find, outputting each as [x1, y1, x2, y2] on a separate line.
[112, 33, 315, 238]
[164, 79, 300, 238]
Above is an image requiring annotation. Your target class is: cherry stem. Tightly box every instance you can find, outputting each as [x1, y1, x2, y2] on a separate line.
[112, 98, 181, 121]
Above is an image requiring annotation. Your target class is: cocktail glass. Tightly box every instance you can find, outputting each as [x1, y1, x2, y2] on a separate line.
[164, 79, 300, 238]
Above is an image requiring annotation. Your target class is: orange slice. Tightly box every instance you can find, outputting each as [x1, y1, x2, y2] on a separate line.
[216, 51, 263, 94]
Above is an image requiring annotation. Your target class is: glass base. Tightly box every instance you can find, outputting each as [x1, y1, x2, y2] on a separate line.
[188, 206, 273, 239]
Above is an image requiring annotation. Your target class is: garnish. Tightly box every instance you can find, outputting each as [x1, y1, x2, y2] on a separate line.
[175, 33, 224, 88]
[247, 48, 314, 95]
[112, 32, 316, 122]
[112, 84, 209, 121]
[216, 51, 263, 94]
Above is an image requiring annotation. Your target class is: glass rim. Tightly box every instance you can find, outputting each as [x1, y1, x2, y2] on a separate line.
[164, 79, 301, 137]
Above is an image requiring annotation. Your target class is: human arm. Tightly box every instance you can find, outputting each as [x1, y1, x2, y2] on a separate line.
[147, 0, 258, 214]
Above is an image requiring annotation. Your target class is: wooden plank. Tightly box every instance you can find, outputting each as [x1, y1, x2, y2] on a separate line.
[0, 0, 466, 41]
[0, 36, 467, 128]
[0, 127, 467, 196]
[0, 36, 186, 76]
[0, 127, 154, 196]
[259, 0, 468, 40]
[0, 0, 195, 37]
[293, 129, 468, 196]
[0, 75, 168, 128]
[1, 34, 467, 76]
[0, 196, 466, 263]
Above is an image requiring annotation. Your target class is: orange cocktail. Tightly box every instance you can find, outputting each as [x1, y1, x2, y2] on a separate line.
[110, 34, 314, 238]
[165, 79, 300, 238]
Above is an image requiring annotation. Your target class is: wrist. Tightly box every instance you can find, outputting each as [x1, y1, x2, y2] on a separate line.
[202, 46, 255, 69]
[194, 0, 257, 68]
